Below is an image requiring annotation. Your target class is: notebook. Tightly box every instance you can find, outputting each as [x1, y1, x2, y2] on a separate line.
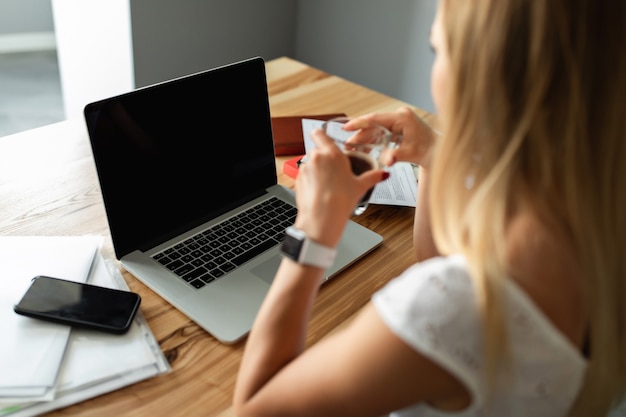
[84, 57, 383, 344]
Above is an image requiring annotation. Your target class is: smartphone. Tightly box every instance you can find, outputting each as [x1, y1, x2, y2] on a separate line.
[14, 275, 141, 334]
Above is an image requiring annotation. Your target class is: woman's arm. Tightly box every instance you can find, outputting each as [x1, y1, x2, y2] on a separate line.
[233, 257, 326, 409]
[234, 294, 468, 417]
[233, 110, 456, 416]
[234, 127, 389, 412]
[413, 166, 440, 261]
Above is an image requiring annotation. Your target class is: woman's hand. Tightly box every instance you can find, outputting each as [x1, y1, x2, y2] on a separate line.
[294, 128, 388, 248]
[345, 107, 438, 169]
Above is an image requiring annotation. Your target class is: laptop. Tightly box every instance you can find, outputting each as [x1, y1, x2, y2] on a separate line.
[84, 57, 383, 344]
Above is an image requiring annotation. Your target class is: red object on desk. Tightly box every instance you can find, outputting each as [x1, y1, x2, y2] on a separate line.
[282, 155, 303, 178]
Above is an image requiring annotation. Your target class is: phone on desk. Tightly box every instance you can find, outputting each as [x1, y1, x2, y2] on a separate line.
[14, 275, 141, 335]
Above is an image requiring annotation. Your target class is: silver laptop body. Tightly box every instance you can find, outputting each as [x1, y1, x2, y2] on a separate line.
[84, 57, 382, 343]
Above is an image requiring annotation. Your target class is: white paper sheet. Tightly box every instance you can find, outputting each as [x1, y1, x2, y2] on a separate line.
[0, 255, 170, 417]
[0, 236, 101, 401]
[301, 118, 418, 207]
[56, 255, 158, 390]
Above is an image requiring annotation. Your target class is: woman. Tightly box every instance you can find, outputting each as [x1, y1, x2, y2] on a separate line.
[233, 0, 626, 415]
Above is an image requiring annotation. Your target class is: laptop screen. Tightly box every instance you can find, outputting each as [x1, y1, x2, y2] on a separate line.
[85, 57, 277, 259]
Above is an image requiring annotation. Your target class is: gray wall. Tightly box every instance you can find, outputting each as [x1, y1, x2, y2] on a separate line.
[0, 0, 54, 35]
[128, 0, 437, 112]
[294, 0, 436, 112]
[130, 0, 298, 87]
[2, 0, 437, 113]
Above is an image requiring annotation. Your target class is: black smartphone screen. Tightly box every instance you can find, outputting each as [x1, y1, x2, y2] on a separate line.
[14, 276, 141, 334]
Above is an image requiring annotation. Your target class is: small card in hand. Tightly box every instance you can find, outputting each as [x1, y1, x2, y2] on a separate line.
[271, 113, 346, 155]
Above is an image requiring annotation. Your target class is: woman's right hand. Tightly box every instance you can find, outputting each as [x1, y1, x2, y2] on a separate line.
[293, 128, 387, 248]
[344, 107, 438, 169]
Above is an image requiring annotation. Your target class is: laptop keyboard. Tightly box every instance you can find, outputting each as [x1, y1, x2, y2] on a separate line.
[152, 197, 297, 289]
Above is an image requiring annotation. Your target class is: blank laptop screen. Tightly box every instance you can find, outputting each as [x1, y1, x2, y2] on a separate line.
[85, 58, 276, 259]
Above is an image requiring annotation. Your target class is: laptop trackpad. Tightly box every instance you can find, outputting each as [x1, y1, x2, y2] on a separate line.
[251, 255, 282, 285]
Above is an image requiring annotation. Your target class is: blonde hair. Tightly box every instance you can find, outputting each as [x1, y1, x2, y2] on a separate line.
[429, 0, 626, 415]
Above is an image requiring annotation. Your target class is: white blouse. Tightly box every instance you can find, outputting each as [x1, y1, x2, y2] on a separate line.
[372, 255, 587, 417]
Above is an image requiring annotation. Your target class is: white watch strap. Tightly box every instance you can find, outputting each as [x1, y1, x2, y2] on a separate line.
[282, 226, 337, 269]
[297, 237, 337, 269]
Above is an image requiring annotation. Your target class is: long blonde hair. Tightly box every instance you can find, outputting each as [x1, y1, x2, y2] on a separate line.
[429, 0, 626, 415]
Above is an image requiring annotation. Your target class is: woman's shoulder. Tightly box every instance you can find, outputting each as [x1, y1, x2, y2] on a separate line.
[373, 255, 475, 315]
[372, 246, 586, 365]
[372, 255, 481, 354]
[506, 212, 587, 350]
[372, 252, 587, 415]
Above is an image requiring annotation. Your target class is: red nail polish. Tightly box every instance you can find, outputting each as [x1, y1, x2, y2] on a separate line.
[382, 172, 391, 181]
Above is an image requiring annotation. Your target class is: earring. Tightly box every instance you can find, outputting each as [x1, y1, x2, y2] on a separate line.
[465, 153, 481, 190]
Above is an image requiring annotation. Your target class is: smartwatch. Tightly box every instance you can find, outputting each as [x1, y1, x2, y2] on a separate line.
[280, 226, 337, 269]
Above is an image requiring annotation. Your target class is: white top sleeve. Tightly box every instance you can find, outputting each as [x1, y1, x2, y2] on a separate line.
[372, 255, 587, 417]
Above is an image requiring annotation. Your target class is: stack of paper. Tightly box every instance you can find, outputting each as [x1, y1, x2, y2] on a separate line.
[0, 236, 170, 416]
[0, 236, 101, 402]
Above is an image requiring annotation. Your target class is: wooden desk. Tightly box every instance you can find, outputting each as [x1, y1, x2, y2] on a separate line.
[0, 57, 429, 417]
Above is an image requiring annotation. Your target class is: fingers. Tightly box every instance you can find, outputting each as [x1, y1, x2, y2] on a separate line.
[302, 128, 391, 194]
[345, 107, 413, 132]
[349, 108, 437, 167]
[357, 169, 391, 193]
[380, 149, 398, 167]
[363, 169, 391, 184]
[310, 127, 334, 147]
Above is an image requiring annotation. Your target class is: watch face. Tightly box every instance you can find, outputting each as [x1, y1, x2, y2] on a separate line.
[281, 232, 304, 260]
